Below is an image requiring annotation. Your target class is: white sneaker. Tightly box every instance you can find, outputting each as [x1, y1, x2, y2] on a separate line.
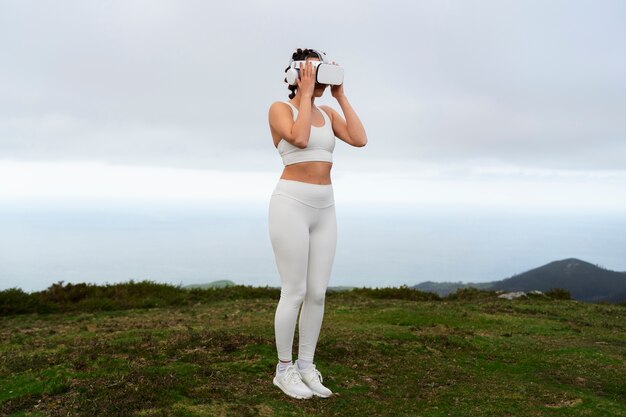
[296, 363, 333, 398]
[273, 363, 314, 399]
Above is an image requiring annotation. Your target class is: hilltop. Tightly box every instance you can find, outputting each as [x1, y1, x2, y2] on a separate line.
[1, 285, 624, 416]
[414, 258, 626, 303]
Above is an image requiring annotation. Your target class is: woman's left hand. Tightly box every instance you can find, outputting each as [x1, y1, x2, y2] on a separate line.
[330, 61, 345, 99]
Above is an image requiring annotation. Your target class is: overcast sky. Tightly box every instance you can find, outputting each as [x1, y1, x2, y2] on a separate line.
[1, 0, 625, 210]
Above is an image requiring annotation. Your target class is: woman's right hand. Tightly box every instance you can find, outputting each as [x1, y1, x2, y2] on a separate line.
[296, 60, 316, 97]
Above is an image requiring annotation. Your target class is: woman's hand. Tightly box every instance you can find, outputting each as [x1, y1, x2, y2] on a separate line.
[330, 60, 345, 99]
[296, 60, 316, 98]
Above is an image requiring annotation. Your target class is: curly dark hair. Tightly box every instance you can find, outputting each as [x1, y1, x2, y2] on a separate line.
[284, 48, 322, 99]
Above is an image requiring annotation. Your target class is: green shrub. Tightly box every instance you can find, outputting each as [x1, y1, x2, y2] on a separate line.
[0, 280, 282, 316]
[545, 287, 571, 300]
[336, 285, 440, 301]
[0, 287, 37, 315]
[2, 280, 574, 317]
[445, 287, 498, 301]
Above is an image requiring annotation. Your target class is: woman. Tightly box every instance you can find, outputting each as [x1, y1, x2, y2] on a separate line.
[267, 48, 368, 399]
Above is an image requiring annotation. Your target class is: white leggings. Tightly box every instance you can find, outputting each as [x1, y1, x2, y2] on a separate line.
[268, 179, 337, 362]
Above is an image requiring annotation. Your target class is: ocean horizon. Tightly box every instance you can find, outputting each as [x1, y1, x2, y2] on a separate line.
[1, 200, 625, 293]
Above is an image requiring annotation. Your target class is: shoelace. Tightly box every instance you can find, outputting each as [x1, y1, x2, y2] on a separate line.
[301, 365, 324, 384]
[313, 368, 323, 384]
[284, 367, 304, 384]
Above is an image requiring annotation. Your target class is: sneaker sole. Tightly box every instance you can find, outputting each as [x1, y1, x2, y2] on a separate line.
[311, 390, 333, 398]
[273, 376, 313, 399]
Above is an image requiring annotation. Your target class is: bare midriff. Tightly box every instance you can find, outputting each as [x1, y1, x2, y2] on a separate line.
[272, 103, 332, 185]
[280, 162, 332, 185]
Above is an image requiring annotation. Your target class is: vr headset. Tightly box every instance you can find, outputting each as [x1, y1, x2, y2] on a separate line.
[285, 49, 344, 86]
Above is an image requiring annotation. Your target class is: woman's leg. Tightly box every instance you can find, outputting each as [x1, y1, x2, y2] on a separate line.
[297, 204, 337, 362]
[268, 194, 316, 363]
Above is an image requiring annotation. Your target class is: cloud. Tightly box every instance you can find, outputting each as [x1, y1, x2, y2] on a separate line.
[0, 0, 625, 172]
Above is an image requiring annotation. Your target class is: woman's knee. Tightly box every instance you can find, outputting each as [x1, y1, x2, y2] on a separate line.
[304, 289, 327, 306]
[280, 287, 307, 307]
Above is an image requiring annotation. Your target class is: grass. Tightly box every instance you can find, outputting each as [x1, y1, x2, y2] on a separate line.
[1, 290, 625, 416]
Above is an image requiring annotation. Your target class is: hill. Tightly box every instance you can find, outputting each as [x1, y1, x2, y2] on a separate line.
[1, 286, 624, 416]
[491, 258, 626, 303]
[327, 285, 357, 292]
[413, 258, 626, 303]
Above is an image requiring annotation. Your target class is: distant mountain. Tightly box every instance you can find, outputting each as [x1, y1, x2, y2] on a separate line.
[327, 286, 358, 292]
[412, 258, 626, 303]
[604, 290, 626, 304]
[183, 281, 356, 292]
[490, 258, 626, 303]
[183, 280, 236, 289]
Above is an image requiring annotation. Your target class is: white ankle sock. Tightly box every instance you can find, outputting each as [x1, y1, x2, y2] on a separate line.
[278, 361, 292, 373]
[297, 358, 312, 371]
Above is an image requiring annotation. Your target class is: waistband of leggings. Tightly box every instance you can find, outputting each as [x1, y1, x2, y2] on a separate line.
[271, 179, 334, 208]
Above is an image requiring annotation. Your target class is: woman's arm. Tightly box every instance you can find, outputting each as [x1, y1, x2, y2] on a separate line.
[268, 61, 317, 148]
[269, 100, 313, 148]
[322, 96, 368, 147]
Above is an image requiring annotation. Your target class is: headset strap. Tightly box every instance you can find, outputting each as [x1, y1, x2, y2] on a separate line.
[288, 48, 327, 67]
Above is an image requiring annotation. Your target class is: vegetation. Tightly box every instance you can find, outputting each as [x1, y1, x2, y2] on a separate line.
[544, 288, 572, 300]
[1, 281, 624, 416]
[0, 280, 281, 316]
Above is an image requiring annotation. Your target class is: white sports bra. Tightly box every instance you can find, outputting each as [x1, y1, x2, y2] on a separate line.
[277, 101, 335, 166]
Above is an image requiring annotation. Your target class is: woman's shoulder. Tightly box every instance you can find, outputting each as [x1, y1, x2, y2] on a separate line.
[319, 105, 334, 123]
[270, 100, 293, 106]
[268, 102, 296, 127]
[269, 101, 293, 113]
[269, 101, 295, 112]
